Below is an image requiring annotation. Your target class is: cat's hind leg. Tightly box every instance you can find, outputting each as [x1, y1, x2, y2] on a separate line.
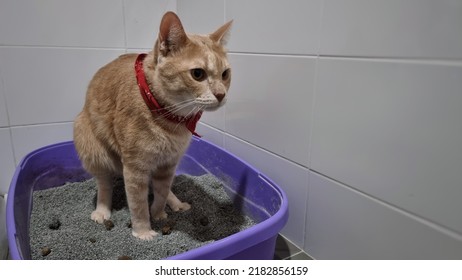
[150, 168, 180, 221]
[167, 190, 191, 212]
[151, 174, 191, 221]
[74, 113, 120, 224]
[91, 174, 113, 223]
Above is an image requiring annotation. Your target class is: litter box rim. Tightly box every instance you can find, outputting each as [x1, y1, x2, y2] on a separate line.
[7, 139, 289, 260]
[6, 156, 21, 260]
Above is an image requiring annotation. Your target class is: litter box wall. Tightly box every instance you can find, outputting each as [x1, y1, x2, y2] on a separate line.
[7, 140, 288, 260]
[1, 0, 462, 260]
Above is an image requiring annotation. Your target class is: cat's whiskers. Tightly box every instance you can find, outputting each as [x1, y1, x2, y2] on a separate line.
[168, 101, 197, 117]
[153, 100, 190, 114]
[153, 99, 195, 119]
[151, 99, 202, 127]
[159, 99, 195, 112]
[195, 105, 206, 114]
[171, 105, 201, 133]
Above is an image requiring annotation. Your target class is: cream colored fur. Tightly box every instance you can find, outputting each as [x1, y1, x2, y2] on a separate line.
[73, 12, 232, 240]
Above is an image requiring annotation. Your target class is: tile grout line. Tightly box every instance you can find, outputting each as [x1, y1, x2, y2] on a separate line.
[1, 48, 460, 66]
[121, 0, 128, 52]
[310, 169, 462, 242]
[226, 51, 462, 65]
[0, 45, 127, 51]
[0, 62, 18, 165]
[8, 120, 74, 129]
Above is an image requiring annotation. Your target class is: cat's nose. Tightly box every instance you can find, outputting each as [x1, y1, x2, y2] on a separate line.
[214, 93, 225, 103]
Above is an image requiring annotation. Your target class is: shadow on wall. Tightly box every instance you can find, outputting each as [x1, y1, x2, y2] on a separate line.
[0, 194, 8, 259]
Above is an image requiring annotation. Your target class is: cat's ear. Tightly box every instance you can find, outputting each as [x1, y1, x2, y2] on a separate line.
[210, 20, 233, 46]
[158, 12, 188, 56]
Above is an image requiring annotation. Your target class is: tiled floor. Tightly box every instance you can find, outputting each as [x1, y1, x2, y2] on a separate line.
[274, 235, 313, 260]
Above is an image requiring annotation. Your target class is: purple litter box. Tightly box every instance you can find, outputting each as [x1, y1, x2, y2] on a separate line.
[7, 137, 288, 260]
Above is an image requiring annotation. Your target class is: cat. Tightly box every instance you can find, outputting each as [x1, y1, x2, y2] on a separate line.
[73, 11, 232, 240]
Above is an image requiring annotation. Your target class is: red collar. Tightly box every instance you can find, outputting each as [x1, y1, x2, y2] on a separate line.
[135, 53, 202, 137]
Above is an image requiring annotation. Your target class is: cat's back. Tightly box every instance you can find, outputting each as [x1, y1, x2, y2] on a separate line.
[88, 53, 138, 94]
[82, 53, 141, 116]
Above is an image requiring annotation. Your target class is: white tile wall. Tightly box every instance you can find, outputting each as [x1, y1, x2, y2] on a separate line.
[11, 122, 74, 163]
[0, 129, 15, 194]
[226, 54, 316, 167]
[200, 102, 226, 131]
[311, 58, 462, 234]
[177, 0, 225, 35]
[0, 0, 125, 48]
[0, 48, 125, 126]
[124, 0, 176, 49]
[196, 122, 225, 148]
[306, 172, 462, 259]
[320, 0, 462, 59]
[224, 134, 309, 247]
[226, 0, 323, 55]
[0, 78, 9, 127]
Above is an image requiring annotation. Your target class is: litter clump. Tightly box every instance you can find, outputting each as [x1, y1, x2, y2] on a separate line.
[103, 220, 114, 231]
[48, 217, 61, 230]
[41, 246, 51, 257]
[29, 174, 256, 260]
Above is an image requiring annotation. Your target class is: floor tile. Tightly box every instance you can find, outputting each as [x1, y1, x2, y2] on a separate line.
[274, 234, 302, 260]
[285, 251, 313, 260]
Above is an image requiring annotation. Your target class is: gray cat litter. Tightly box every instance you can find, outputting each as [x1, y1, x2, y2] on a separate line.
[29, 174, 256, 260]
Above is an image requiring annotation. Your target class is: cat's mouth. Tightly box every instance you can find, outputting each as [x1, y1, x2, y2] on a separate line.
[194, 97, 226, 112]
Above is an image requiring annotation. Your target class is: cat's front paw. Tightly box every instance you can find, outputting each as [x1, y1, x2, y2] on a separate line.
[132, 229, 157, 241]
[91, 208, 111, 224]
[171, 202, 191, 212]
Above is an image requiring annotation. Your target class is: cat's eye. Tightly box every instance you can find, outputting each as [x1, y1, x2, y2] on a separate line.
[191, 68, 207, 81]
[222, 69, 230, 81]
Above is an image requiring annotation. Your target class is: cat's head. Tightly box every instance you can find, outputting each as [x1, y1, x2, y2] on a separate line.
[150, 12, 232, 116]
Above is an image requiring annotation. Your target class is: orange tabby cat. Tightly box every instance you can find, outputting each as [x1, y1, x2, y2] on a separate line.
[73, 12, 232, 240]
